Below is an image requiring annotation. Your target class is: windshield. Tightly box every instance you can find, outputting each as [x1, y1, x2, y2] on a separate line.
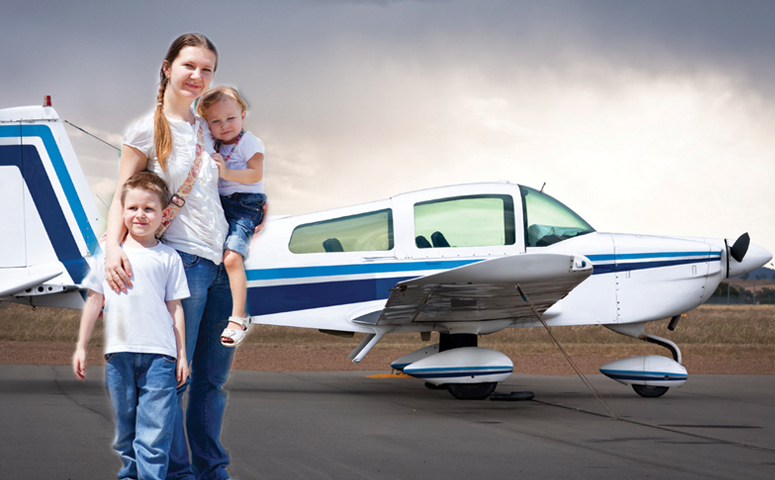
[519, 186, 595, 247]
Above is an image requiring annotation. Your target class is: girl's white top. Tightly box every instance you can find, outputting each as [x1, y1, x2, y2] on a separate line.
[217, 131, 265, 196]
[124, 111, 228, 264]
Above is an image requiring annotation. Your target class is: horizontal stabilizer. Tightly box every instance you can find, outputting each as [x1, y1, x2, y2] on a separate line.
[374, 253, 592, 326]
[0, 265, 65, 298]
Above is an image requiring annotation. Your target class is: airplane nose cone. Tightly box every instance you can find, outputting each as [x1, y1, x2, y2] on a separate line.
[728, 243, 772, 278]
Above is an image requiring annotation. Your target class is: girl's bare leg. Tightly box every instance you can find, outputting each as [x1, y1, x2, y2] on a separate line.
[223, 249, 248, 333]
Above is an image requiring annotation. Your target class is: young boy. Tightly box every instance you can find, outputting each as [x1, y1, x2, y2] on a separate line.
[72, 171, 190, 480]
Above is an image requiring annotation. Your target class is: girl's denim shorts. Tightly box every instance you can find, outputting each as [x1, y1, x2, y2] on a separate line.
[220, 192, 267, 258]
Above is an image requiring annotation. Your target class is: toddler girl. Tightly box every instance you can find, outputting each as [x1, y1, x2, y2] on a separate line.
[198, 86, 266, 346]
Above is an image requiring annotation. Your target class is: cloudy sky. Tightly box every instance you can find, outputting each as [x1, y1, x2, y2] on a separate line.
[2, 0, 774, 259]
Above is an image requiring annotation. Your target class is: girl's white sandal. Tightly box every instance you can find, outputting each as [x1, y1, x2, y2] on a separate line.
[220, 316, 252, 347]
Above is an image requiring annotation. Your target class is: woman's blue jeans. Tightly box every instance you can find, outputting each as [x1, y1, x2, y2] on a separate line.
[167, 252, 234, 480]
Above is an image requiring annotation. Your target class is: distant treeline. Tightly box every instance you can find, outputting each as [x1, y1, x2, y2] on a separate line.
[709, 282, 775, 305]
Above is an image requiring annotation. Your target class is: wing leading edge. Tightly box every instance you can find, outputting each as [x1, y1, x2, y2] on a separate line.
[361, 253, 593, 326]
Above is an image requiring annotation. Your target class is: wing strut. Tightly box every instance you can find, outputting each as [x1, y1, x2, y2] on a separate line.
[348, 328, 393, 363]
[516, 284, 619, 420]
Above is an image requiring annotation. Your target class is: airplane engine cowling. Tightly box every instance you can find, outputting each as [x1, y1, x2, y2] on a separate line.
[403, 347, 513, 385]
[600, 355, 687, 388]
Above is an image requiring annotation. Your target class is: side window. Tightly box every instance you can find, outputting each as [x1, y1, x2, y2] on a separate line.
[519, 186, 595, 247]
[289, 209, 394, 253]
[414, 195, 515, 248]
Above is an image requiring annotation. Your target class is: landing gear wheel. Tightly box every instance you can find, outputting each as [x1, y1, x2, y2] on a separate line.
[632, 384, 669, 398]
[424, 382, 448, 391]
[447, 382, 497, 400]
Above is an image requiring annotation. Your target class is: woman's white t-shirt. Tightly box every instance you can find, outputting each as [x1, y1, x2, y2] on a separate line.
[124, 112, 228, 264]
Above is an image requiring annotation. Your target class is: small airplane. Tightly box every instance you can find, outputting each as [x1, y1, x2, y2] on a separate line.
[1, 101, 771, 400]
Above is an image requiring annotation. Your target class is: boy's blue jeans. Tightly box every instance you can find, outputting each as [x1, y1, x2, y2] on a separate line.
[167, 252, 234, 480]
[104, 352, 177, 480]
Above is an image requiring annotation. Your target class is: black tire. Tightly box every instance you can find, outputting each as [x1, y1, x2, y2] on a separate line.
[424, 382, 448, 391]
[447, 382, 497, 400]
[632, 384, 669, 398]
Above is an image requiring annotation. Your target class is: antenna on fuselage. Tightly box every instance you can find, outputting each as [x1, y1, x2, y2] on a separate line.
[540, 182, 546, 192]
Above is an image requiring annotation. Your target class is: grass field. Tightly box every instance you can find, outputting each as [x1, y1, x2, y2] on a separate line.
[2, 302, 773, 359]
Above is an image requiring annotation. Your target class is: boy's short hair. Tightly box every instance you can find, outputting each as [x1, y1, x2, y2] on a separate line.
[121, 171, 171, 209]
[197, 85, 249, 118]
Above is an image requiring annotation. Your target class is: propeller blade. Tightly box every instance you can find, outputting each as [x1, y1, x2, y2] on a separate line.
[730, 232, 750, 263]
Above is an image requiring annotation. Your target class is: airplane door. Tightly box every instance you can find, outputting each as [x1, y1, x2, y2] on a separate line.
[396, 192, 522, 261]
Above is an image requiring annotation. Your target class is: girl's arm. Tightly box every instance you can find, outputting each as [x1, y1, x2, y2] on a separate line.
[215, 152, 264, 184]
[72, 290, 105, 380]
[167, 299, 188, 387]
[104, 145, 148, 293]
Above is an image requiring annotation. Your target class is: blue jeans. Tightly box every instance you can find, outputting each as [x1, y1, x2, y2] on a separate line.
[167, 252, 234, 480]
[104, 352, 177, 480]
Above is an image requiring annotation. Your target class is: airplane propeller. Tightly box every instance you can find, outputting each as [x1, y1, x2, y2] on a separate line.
[725, 232, 771, 279]
[729, 232, 750, 263]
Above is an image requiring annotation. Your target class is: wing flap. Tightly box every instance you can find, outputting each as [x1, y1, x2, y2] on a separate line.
[373, 253, 592, 326]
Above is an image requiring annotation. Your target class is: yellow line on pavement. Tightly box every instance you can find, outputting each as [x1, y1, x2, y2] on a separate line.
[367, 372, 414, 379]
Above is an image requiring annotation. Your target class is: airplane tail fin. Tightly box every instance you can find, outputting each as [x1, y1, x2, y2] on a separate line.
[0, 103, 104, 308]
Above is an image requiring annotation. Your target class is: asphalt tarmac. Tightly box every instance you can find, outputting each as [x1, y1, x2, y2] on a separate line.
[1, 365, 774, 480]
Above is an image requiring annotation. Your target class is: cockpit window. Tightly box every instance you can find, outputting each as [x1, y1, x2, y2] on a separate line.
[289, 209, 394, 253]
[519, 186, 595, 247]
[414, 195, 515, 248]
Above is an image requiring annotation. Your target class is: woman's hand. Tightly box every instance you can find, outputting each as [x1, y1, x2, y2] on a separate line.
[254, 202, 269, 235]
[104, 239, 133, 293]
[212, 152, 227, 179]
[103, 144, 147, 293]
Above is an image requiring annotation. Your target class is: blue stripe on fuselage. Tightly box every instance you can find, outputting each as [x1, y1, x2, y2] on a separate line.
[246, 251, 721, 316]
[247, 275, 415, 315]
[245, 260, 480, 315]
[587, 252, 720, 275]
[590, 256, 721, 275]
[246, 259, 480, 281]
[0, 124, 95, 283]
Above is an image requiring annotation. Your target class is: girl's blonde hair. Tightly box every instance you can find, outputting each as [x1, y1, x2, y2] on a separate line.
[197, 86, 249, 118]
[155, 33, 218, 171]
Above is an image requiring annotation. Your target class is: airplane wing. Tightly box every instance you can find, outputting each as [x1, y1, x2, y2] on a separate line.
[0, 265, 65, 298]
[359, 253, 593, 326]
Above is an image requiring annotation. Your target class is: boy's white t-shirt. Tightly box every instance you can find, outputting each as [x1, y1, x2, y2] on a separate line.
[216, 131, 265, 196]
[83, 242, 190, 357]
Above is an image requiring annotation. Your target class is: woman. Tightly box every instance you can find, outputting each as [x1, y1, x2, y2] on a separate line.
[104, 33, 234, 480]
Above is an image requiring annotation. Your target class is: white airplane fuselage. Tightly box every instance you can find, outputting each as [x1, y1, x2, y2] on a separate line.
[1, 103, 771, 399]
[243, 182, 768, 335]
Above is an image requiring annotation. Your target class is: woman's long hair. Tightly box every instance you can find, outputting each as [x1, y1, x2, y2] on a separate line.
[154, 33, 218, 171]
